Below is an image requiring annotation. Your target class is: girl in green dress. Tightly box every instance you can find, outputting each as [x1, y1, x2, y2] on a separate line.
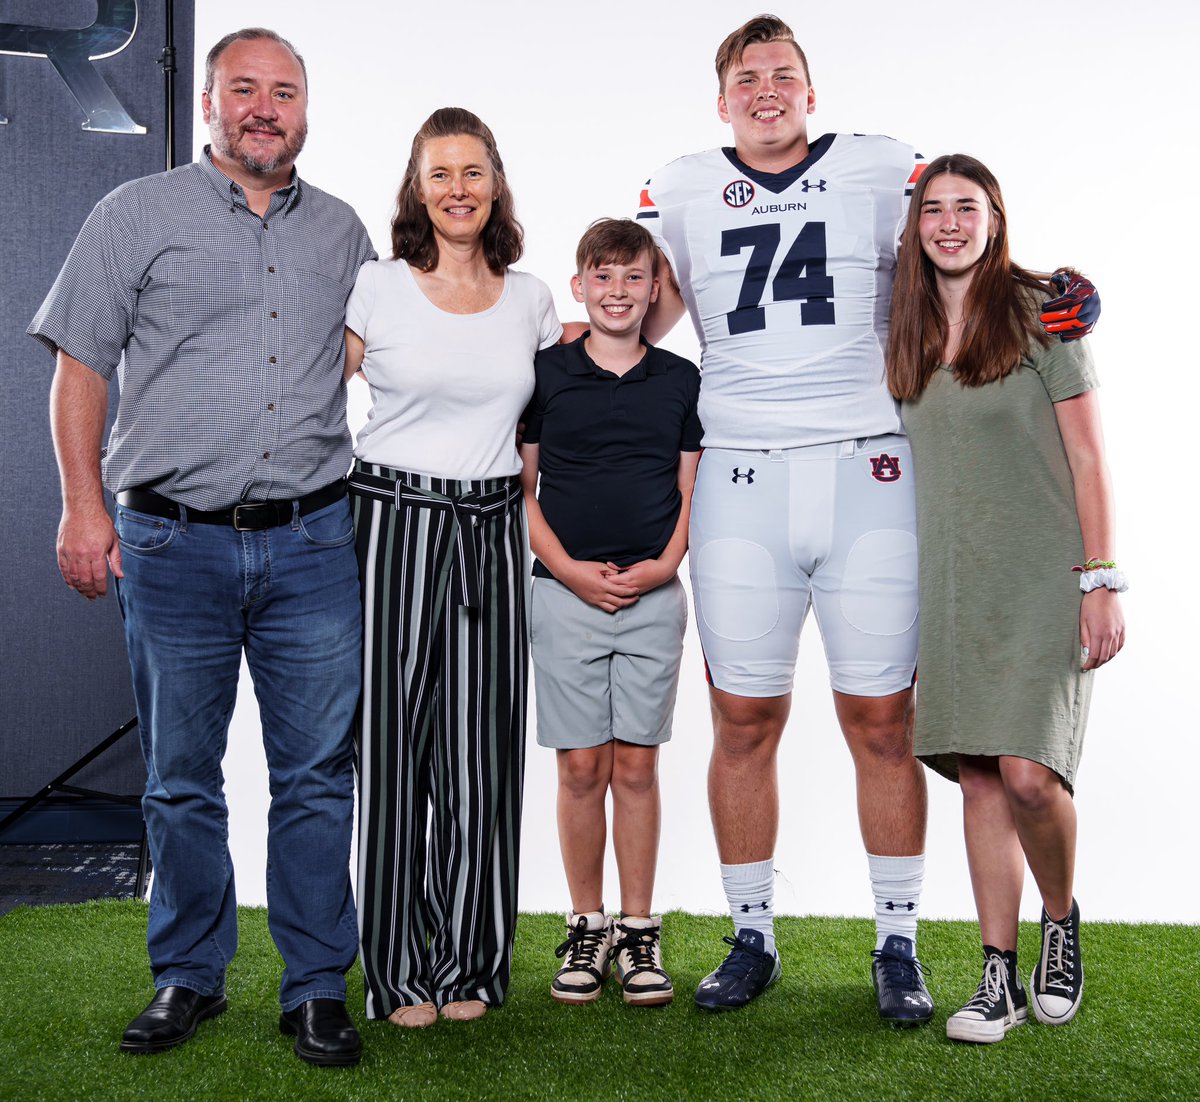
[887, 154, 1126, 1044]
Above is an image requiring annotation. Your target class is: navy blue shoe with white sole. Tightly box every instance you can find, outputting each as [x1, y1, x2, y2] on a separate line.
[694, 929, 781, 1011]
[871, 934, 934, 1025]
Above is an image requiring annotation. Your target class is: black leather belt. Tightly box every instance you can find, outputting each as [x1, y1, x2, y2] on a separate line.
[116, 479, 347, 531]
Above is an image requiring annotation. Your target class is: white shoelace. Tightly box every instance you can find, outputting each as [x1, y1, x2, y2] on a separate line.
[1039, 916, 1077, 993]
[963, 954, 1017, 1024]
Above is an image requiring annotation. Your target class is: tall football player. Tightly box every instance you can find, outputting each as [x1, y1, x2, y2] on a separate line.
[637, 14, 1098, 1022]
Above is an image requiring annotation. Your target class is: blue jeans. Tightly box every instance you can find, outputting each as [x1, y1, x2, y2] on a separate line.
[115, 497, 361, 1011]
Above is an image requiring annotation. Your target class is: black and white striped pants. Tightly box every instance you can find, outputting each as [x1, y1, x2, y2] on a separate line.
[350, 462, 528, 1017]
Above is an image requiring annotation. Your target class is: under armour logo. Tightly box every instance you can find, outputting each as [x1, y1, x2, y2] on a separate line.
[870, 453, 902, 482]
[731, 467, 755, 484]
[884, 901, 916, 911]
[739, 902, 769, 913]
[800, 178, 827, 192]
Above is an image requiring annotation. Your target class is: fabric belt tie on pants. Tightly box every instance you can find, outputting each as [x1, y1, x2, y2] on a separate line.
[349, 470, 522, 608]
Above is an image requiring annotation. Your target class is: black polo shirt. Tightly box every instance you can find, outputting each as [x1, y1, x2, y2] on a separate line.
[524, 334, 702, 579]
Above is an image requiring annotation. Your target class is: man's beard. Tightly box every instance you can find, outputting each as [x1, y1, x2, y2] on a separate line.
[210, 111, 307, 176]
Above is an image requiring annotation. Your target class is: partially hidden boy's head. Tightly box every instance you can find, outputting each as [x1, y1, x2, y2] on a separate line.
[571, 218, 660, 338]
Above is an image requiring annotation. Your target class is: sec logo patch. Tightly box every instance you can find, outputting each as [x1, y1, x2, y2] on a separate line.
[723, 180, 755, 208]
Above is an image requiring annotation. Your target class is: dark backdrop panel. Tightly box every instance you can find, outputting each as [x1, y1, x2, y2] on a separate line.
[1, 1, 194, 825]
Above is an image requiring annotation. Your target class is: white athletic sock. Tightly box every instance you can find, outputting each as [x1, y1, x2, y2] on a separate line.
[721, 859, 776, 955]
[868, 852, 925, 951]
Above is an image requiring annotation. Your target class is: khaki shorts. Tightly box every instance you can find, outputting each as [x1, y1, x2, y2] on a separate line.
[530, 575, 687, 749]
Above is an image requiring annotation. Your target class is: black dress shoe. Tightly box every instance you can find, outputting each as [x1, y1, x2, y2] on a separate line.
[279, 998, 361, 1066]
[120, 986, 227, 1053]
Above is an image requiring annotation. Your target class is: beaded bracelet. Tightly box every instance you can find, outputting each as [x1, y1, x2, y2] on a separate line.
[1072, 559, 1129, 593]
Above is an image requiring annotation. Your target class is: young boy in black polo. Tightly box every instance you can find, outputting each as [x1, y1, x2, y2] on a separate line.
[520, 218, 702, 1007]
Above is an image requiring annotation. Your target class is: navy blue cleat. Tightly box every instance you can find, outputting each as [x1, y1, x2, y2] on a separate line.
[694, 929, 781, 1011]
[871, 934, 934, 1026]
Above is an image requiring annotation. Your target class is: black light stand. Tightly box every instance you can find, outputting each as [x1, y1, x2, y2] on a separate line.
[157, 0, 177, 170]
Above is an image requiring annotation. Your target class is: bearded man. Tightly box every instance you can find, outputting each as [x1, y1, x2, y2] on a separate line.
[29, 28, 375, 1065]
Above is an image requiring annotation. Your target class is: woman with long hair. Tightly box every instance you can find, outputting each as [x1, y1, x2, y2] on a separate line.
[887, 154, 1126, 1043]
[344, 108, 562, 1028]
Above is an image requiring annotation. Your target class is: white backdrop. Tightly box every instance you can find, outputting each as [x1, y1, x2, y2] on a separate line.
[197, 1, 1199, 923]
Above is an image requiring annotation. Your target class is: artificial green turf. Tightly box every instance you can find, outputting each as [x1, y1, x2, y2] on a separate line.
[0, 903, 1194, 1101]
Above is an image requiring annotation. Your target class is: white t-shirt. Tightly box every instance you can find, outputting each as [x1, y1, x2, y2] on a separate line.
[346, 259, 562, 479]
[637, 133, 924, 449]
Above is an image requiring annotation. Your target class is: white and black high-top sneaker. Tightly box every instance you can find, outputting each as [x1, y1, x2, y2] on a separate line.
[551, 910, 612, 1004]
[946, 947, 1028, 1044]
[1031, 898, 1083, 1026]
[611, 915, 673, 1006]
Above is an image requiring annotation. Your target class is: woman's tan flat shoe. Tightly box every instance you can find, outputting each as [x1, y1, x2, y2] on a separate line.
[439, 999, 487, 1021]
[388, 1002, 438, 1028]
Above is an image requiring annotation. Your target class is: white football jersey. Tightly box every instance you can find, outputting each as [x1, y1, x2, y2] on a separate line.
[637, 133, 924, 448]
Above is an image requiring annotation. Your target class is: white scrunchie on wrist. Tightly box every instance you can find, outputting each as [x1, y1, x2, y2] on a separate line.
[1079, 568, 1128, 593]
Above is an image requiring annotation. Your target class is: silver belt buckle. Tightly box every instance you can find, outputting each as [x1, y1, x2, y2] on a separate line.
[232, 502, 271, 530]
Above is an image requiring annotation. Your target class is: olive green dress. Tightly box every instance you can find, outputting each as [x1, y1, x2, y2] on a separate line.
[901, 333, 1098, 791]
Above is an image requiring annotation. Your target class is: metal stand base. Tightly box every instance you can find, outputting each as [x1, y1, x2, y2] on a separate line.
[0, 717, 149, 898]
